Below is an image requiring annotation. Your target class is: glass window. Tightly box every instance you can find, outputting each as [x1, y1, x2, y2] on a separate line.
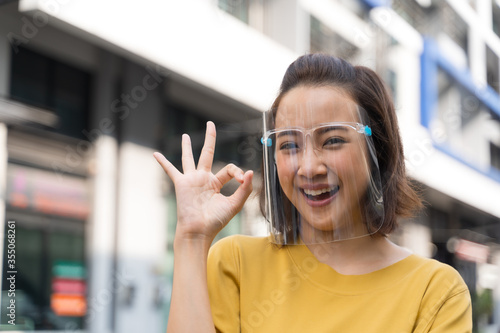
[387, 69, 398, 110]
[9, 46, 91, 139]
[486, 45, 500, 95]
[1, 220, 85, 330]
[309, 15, 359, 60]
[493, 2, 500, 39]
[218, 0, 250, 24]
[334, 0, 366, 18]
[433, 68, 499, 172]
[491, 142, 500, 171]
[392, 0, 468, 60]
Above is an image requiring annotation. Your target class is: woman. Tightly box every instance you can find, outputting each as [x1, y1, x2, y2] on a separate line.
[154, 54, 472, 332]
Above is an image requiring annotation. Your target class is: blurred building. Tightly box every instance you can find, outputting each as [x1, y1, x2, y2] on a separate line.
[0, 0, 498, 332]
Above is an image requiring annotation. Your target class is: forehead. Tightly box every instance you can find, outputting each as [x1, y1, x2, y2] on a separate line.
[275, 86, 359, 128]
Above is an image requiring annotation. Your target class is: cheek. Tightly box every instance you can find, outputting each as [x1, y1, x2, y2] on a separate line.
[345, 152, 371, 195]
[328, 150, 370, 193]
[276, 157, 296, 193]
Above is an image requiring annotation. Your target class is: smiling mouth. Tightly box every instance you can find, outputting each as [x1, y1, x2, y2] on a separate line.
[301, 186, 340, 201]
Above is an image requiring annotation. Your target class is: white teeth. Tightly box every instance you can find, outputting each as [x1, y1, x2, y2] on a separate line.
[303, 187, 335, 196]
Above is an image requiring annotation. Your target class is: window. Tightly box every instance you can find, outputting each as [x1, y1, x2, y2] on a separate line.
[9, 46, 91, 139]
[387, 69, 398, 110]
[421, 38, 500, 182]
[491, 142, 500, 171]
[493, 2, 500, 38]
[434, 68, 492, 167]
[392, 0, 468, 61]
[2, 163, 88, 329]
[218, 0, 250, 24]
[1, 221, 85, 330]
[486, 45, 500, 95]
[334, 0, 365, 18]
[310, 15, 358, 60]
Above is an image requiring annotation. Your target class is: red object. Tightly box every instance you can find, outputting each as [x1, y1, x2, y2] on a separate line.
[52, 278, 86, 294]
[455, 239, 489, 263]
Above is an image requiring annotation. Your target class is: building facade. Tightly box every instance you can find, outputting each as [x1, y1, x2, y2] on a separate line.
[0, 0, 498, 332]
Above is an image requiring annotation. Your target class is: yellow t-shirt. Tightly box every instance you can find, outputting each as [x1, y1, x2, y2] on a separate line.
[207, 235, 472, 333]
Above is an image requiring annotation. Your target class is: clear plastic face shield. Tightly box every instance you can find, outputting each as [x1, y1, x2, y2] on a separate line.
[261, 101, 384, 245]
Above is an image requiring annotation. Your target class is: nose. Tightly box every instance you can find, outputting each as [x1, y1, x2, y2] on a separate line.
[296, 140, 327, 178]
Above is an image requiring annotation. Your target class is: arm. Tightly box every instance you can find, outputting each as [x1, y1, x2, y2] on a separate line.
[168, 238, 214, 332]
[154, 121, 253, 333]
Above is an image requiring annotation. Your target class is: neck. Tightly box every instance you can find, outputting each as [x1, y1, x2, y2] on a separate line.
[305, 235, 412, 275]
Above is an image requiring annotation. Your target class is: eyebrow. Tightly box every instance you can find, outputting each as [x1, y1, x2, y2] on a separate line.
[316, 125, 348, 135]
[276, 126, 348, 138]
[276, 130, 301, 139]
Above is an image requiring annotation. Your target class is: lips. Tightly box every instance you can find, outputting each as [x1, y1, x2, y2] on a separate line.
[300, 185, 340, 206]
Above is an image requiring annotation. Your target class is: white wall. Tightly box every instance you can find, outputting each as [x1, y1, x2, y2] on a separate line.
[18, 0, 297, 112]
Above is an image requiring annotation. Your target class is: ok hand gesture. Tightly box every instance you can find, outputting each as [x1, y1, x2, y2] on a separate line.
[153, 121, 253, 243]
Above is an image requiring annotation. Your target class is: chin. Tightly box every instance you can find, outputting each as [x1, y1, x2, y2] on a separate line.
[299, 213, 349, 231]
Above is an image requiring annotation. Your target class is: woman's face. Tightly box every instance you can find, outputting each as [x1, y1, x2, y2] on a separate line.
[274, 86, 371, 239]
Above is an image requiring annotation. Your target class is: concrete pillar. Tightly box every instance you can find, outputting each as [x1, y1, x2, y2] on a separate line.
[264, 0, 310, 54]
[86, 51, 119, 333]
[469, 26, 487, 86]
[476, 0, 493, 30]
[114, 60, 167, 333]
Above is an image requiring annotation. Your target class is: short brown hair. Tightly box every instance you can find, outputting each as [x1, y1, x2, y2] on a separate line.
[259, 53, 422, 236]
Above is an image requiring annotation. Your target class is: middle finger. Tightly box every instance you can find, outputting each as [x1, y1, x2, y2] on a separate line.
[181, 134, 196, 173]
[198, 121, 217, 172]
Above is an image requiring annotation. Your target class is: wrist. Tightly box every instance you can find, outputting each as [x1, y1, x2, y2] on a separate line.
[173, 232, 214, 253]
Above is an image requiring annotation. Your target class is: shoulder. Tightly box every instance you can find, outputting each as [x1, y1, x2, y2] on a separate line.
[208, 235, 274, 264]
[208, 235, 278, 284]
[209, 234, 271, 256]
[408, 255, 468, 291]
[406, 256, 472, 331]
[208, 234, 288, 271]
[406, 255, 471, 314]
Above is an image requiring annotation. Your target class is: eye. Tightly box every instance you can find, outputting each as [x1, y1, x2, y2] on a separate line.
[279, 141, 300, 151]
[323, 137, 346, 148]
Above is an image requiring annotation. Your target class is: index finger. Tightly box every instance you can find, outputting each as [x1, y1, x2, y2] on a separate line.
[197, 121, 216, 171]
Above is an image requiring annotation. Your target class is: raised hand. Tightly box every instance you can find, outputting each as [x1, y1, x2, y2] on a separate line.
[153, 121, 253, 242]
